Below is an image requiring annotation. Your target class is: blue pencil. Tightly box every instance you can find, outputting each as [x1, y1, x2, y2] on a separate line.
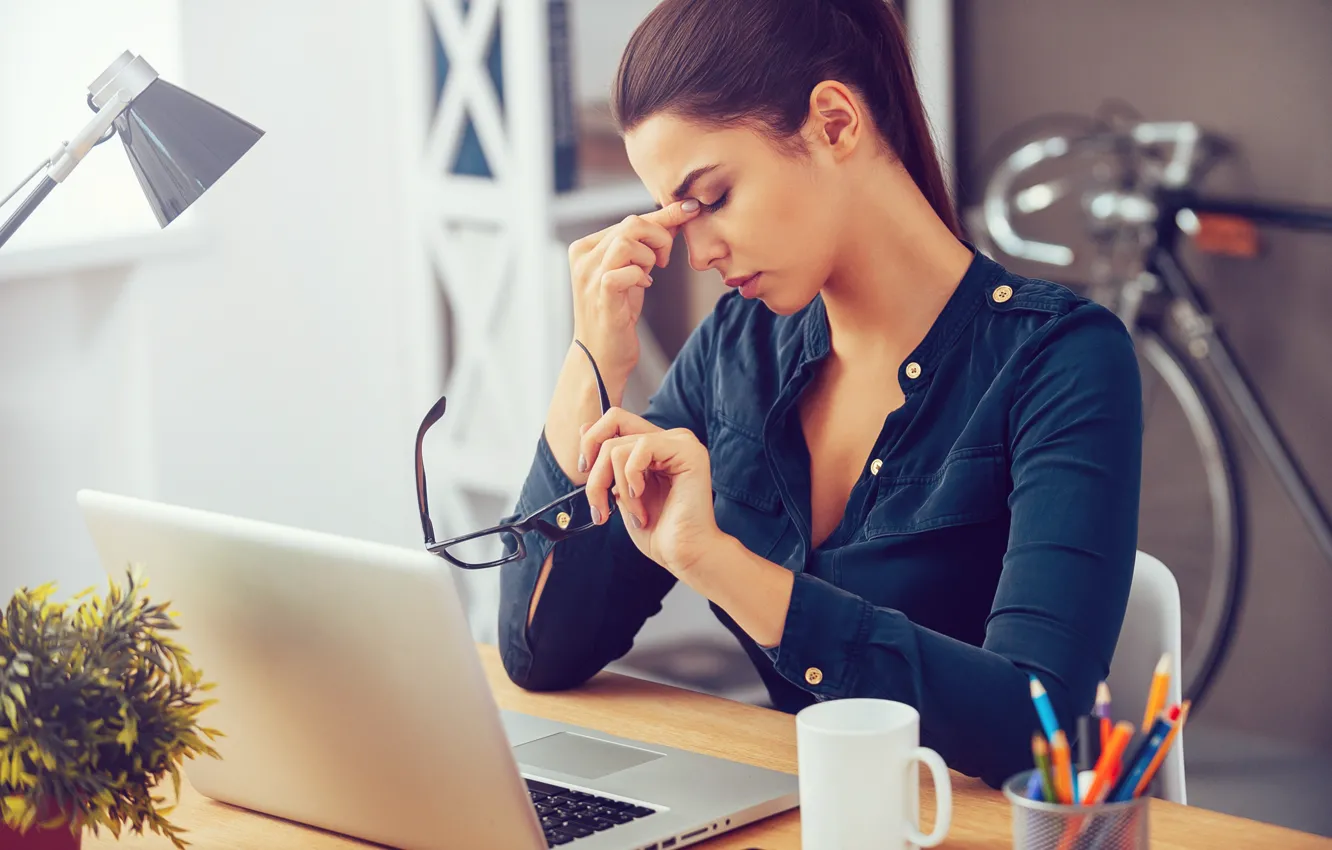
[1109, 709, 1176, 802]
[1029, 676, 1062, 744]
[1025, 770, 1044, 801]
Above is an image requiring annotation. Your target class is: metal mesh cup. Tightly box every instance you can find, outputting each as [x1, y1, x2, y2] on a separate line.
[1004, 770, 1150, 850]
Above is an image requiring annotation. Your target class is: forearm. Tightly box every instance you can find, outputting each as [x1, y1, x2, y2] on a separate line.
[527, 343, 630, 624]
[677, 532, 794, 649]
[544, 342, 630, 483]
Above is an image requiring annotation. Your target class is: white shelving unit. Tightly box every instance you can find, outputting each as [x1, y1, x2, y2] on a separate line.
[411, 0, 665, 640]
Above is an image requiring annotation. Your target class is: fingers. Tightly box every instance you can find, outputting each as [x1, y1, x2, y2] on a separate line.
[602, 235, 658, 272]
[579, 407, 659, 475]
[583, 435, 622, 525]
[609, 442, 643, 530]
[642, 198, 702, 235]
[599, 265, 653, 294]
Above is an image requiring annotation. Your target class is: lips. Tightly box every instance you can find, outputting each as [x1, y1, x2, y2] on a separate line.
[724, 272, 763, 299]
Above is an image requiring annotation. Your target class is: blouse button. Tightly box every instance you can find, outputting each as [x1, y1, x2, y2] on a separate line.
[870, 459, 884, 476]
[805, 667, 824, 685]
[993, 284, 1014, 303]
[556, 511, 571, 529]
[905, 362, 922, 380]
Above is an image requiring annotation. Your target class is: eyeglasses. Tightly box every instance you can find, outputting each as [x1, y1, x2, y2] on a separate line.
[414, 340, 615, 569]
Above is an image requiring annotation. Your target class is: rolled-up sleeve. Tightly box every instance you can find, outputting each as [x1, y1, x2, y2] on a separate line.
[765, 306, 1143, 787]
[499, 307, 721, 691]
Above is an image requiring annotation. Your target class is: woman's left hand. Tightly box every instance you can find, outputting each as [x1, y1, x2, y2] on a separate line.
[580, 407, 721, 575]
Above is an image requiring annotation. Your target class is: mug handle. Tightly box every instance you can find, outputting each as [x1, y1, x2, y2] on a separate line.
[906, 746, 952, 848]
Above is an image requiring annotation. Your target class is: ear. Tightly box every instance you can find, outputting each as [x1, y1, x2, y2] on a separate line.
[803, 81, 863, 159]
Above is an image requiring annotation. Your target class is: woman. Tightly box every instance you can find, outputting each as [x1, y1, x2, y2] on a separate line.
[498, 0, 1141, 787]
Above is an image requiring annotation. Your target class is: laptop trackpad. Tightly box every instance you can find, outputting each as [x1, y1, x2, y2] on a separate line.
[513, 732, 664, 781]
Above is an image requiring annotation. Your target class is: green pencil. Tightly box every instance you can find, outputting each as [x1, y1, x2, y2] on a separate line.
[1032, 732, 1055, 803]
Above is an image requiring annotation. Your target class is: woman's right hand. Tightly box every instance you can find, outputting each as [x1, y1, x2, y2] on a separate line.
[568, 198, 701, 382]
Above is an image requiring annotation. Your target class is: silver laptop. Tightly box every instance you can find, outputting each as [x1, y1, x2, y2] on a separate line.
[77, 489, 798, 850]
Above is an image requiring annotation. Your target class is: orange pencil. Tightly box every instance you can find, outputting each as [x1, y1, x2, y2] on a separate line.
[1142, 653, 1171, 729]
[1081, 720, 1134, 805]
[1134, 700, 1191, 797]
[1050, 730, 1074, 804]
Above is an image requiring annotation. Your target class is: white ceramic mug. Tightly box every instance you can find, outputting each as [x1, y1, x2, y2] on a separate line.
[796, 698, 952, 849]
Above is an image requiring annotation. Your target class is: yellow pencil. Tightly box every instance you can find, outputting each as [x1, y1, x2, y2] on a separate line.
[1134, 700, 1191, 798]
[1142, 653, 1171, 729]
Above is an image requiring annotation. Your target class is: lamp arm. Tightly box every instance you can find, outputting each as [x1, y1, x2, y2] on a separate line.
[48, 90, 132, 182]
[1, 157, 54, 211]
[0, 90, 132, 250]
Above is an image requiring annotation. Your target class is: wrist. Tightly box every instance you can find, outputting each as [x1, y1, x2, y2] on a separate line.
[670, 525, 732, 578]
[567, 338, 634, 400]
[676, 532, 794, 648]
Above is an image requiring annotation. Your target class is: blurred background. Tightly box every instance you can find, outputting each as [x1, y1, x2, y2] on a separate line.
[1, 0, 1328, 836]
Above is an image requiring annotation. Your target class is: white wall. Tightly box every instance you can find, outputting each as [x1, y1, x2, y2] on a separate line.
[0, 0, 427, 600]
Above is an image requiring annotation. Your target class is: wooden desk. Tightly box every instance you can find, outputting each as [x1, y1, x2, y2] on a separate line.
[88, 644, 1331, 849]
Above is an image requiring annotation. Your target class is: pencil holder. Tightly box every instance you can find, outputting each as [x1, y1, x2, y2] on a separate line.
[1004, 770, 1149, 850]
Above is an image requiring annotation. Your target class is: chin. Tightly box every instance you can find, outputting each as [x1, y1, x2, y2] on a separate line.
[758, 286, 820, 317]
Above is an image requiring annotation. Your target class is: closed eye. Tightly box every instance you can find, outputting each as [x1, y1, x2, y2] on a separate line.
[702, 190, 729, 213]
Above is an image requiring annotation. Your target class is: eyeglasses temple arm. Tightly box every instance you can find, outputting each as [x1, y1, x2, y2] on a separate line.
[573, 339, 612, 417]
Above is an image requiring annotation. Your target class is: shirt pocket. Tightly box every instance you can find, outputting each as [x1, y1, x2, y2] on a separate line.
[863, 445, 1009, 538]
[709, 418, 788, 560]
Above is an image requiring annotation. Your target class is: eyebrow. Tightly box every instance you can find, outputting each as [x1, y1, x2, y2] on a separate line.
[670, 164, 721, 203]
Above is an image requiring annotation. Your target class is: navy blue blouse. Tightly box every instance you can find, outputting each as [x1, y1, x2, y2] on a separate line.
[498, 248, 1142, 788]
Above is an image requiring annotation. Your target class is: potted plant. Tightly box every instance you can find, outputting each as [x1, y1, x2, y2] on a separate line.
[0, 567, 221, 849]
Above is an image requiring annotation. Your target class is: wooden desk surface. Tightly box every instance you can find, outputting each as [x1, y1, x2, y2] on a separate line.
[87, 644, 1331, 850]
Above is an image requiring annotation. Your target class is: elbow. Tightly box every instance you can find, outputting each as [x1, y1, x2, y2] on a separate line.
[500, 639, 598, 693]
[497, 604, 601, 693]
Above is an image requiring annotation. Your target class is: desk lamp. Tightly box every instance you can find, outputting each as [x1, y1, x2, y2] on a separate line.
[0, 51, 263, 249]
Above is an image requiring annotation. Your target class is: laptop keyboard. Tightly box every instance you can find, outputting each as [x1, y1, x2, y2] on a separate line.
[526, 778, 656, 846]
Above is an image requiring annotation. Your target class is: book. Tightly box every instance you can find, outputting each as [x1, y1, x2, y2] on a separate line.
[431, 0, 578, 192]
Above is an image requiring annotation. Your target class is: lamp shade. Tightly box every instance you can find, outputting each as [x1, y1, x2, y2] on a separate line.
[109, 77, 264, 227]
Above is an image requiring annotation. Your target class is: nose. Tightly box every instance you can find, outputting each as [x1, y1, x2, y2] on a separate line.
[683, 221, 727, 272]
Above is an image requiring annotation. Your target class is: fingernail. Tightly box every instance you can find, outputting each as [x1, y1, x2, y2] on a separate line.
[629, 512, 641, 530]
[590, 505, 602, 524]
[627, 483, 637, 499]
[577, 453, 587, 473]
[646, 274, 654, 283]
[681, 198, 700, 212]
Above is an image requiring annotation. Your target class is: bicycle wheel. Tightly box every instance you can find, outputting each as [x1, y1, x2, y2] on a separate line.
[1133, 326, 1246, 710]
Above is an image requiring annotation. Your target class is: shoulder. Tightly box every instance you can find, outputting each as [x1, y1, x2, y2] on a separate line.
[977, 261, 1136, 381]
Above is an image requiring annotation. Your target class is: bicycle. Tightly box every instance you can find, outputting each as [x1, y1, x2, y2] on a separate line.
[965, 105, 1332, 711]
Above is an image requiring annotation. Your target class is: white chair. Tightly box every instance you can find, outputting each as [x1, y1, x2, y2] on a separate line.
[1106, 551, 1187, 804]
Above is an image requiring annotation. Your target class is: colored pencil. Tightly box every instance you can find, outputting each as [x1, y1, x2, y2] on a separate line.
[1032, 733, 1055, 803]
[1094, 681, 1112, 753]
[1050, 730, 1074, 805]
[1026, 770, 1045, 801]
[1133, 700, 1191, 798]
[1080, 720, 1134, 805]
[1030, 676, 1062, 743]
[1111, 705, 1180, 802]
[1142, 653, 1172, 730]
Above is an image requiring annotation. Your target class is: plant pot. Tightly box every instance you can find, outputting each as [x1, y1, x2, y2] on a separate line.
[0, 823, 82, 850]
[1, 802, 82, 850]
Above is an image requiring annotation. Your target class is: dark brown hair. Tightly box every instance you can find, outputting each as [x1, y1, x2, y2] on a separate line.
[612, 0, 959, 237]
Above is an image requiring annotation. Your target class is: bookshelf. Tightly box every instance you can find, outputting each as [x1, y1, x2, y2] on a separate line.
[411, 0, 665, 640]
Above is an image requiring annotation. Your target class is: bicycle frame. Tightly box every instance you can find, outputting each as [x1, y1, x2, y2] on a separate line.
[1147, 189, 1332, 566]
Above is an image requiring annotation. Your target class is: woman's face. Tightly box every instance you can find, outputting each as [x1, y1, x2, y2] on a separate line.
[624, 114, 845, 316]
